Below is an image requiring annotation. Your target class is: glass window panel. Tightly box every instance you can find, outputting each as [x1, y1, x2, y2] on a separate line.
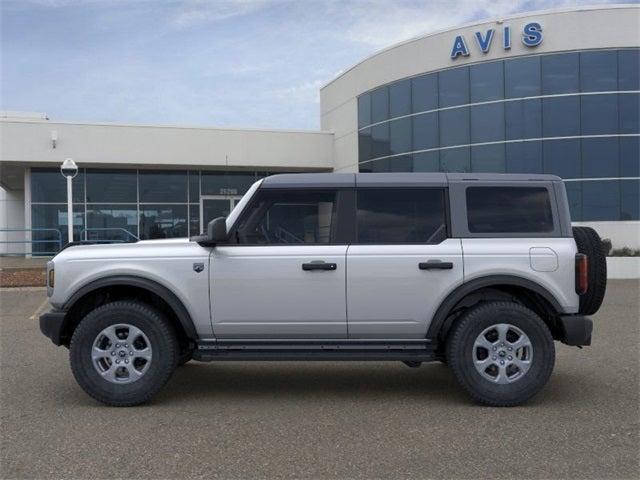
[370, 87, 389, 123]
[413, 151, 440, 172]
[358, 128, 373, 162]
[86, 205, 137, 241]
[470, 61, 504, 102]
[189, 204, 200, 236]
[619, 93, 639, 134]
[356, 189, 447, 244]
[139, 205, 188, 239]
[360, 158, 390, 173]
[139, 170, 187, 203]
[371, 123, 390, 158]
[412, 112, 438, 151]
[31, 204, 85, 253]
[439, 108, 469, 147]
[412, 73, 438, 113]
[505, 56, 540, 98]
[471, 144, 505, 172]
[439, 67, 469, 108]
[620, 136, 640, 177]
[618, 49, 640, 91]
[31, 168, 84, 203]
[387, 155, 412, 172]
[389, 79, 411, 118]
[541, 52, 579, 94]
[505, 99, 542, 140]
[201, 172, 255, 196]
[470, 103, 504, 143]
[543, 139, 581, 179]
[621, 179, 640, 221]
[389, 117, 412, 155]
[565, 182, 582, 222]
[582, 180, 620, 221]
[236, 190, 338, 245]
[466, 187, 554, 233]
[440, 147, 470, 172]
[359, 128, 372, 162]
[506, 141, 543, 173]
[86, 169, 136, 203]
[582, 138, 619, 178]
[188, 171, 200, 203]
[581, 94, 619, 135]
[358, 94, 371, 128]
[542, 97, 580, 137]
[580, 51, 617, 92]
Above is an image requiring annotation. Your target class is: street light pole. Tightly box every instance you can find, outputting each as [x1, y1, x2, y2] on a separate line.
[60, 158, 78, 244]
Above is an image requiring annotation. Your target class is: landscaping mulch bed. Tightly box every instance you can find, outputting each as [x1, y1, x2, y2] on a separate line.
[0, 268, 46, 287]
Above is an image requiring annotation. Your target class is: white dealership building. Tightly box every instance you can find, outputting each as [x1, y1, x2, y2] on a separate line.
[1, 5, 638, 254]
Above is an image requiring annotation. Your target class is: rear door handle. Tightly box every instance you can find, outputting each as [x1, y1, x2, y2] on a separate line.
[419, 260, 453, 270]
[302, 261, 337, 271]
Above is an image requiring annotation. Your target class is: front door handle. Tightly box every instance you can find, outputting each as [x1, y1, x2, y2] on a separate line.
[419, 260, 453, 270]
[302, 261, 337, 271]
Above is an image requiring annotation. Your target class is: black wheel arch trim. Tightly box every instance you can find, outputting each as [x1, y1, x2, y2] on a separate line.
[426, 274, 565, 341]
[63, 275, 198, 340]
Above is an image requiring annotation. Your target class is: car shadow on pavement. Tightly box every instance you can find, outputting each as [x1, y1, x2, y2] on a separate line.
[153, 361, 472, 405]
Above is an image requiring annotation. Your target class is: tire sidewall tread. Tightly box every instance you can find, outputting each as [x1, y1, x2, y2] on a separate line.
[69, 300, 178, 407]
[446, 301, 555, 407]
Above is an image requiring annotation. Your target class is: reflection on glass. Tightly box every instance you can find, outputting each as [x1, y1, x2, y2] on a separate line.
[31, 204, 85, 253]
[139, 205, 188, 239]
[87, 205, 138, 242]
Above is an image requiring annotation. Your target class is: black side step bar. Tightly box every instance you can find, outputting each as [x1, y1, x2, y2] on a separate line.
[193, 339, 439, 362]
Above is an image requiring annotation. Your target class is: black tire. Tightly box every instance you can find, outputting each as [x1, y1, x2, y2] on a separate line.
[70, 301, 178, 407]
[446, 301, 555, 407]
[572, 226, 607, 315]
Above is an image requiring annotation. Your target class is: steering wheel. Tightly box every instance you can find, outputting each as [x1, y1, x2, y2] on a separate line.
[259, 223, 272, 243]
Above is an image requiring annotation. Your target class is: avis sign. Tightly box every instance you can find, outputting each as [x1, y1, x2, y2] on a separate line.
[450, 22, 543, 59]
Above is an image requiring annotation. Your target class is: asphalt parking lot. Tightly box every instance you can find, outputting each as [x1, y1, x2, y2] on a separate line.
[1, 281, 638, 479]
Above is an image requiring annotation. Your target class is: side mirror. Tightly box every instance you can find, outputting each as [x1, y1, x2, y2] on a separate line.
[207, 217, 228, 243]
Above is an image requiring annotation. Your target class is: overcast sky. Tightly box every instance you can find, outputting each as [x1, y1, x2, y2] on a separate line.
[0, 0, 629, 130]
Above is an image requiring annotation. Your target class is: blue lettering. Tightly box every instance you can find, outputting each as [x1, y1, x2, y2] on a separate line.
[450, 35, 470, 59]
[522, 22, 543, 47]
[503, 26, 511, 50]
[475, 29, 494, 53]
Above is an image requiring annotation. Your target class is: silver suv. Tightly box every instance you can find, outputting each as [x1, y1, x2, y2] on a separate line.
[40, 173, 607, 407]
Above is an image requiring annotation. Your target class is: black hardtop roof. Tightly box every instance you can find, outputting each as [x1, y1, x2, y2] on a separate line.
[261, 172, 561, 188]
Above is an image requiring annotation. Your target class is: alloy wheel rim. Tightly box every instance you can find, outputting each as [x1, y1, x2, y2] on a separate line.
[472, 323, 533, 384]
[91, 324, 152, 384]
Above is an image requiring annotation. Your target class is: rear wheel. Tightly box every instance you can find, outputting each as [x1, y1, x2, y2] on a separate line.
[572, 226, 607, 315]
[446, 301, 555, 407]
[70, 301, 178, 406]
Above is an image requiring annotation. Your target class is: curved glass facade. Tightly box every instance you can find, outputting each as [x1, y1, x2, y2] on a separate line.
[357, 48, 640, 221]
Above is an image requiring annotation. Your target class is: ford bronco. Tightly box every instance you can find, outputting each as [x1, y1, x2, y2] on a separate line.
[40, 173, 607, 406]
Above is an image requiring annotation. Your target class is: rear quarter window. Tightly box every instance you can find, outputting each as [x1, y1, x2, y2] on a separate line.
[466, 186, 554, 233]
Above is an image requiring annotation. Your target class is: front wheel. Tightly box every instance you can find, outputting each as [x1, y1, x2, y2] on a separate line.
[69, 301, 179, 407]
[446, 301, 555, 407]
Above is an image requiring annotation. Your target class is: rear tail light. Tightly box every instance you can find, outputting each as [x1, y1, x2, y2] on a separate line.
[575, 253, 588, 295]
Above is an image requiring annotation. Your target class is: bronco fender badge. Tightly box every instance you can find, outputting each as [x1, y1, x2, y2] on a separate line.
[193, 262, 205, 273]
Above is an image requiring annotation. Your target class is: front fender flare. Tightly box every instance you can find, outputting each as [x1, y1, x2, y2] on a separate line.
[63, 275, 198, 340]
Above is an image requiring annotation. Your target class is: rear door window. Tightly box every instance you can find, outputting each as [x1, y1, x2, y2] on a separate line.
[356, 188, 447, 244]
[466, 186, 554, 233]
